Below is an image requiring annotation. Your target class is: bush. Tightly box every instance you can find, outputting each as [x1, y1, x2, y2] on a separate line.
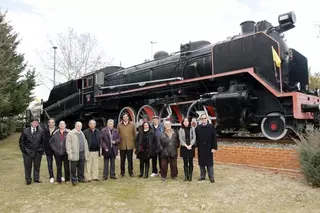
[296, 132, 320, 187]
[0, 117, 18, 140]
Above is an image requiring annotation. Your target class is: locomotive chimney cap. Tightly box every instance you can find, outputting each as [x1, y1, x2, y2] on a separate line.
[240, 20, 256, 34]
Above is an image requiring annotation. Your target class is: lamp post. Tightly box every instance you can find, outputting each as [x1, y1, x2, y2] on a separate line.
[53, 46, 57, 86]
[150, 41, 157, 60]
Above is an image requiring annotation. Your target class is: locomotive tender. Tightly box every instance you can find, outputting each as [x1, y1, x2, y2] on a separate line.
[40, 11, 320, 140]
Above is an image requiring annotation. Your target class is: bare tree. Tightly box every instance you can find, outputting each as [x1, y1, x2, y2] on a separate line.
[38, 27, 113, 87]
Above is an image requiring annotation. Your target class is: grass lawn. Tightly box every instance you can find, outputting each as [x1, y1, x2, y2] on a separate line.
[0, 133, 320, 213]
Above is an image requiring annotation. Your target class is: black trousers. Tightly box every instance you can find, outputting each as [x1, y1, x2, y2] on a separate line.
[103, 157, 116, 179]
[151, 153, 161, 174]
[200, 166, 214, 179]
[183, 157, 193, 170]
[54, 154, 70, 182]
[120, 149, 133, 175]
[46, 154, 54, 178]
[23, 153, 42, 183]
[139, 158, 150, 177]
[70, 152, 85, 183]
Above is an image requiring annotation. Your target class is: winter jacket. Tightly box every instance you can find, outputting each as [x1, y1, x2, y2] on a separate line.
[66, 129, 90, 161]
[100, 126, 120, 158]
[19, 126, 45, 157]
[50, 129, 69, 155]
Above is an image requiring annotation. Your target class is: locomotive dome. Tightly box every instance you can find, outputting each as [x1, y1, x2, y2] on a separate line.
[154, 51, 169, 59]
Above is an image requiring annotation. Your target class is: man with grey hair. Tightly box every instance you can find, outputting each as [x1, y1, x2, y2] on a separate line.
[195, 113, 217, 183]
[100, 119, 120, 180]
[83, 119, 101, 181]
[66, 121, 90, 186]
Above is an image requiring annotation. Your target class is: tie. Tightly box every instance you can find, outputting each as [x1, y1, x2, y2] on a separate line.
[32, 128, 35, 134]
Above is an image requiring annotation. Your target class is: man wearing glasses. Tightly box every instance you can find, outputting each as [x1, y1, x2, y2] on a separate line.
[195, 114, 218, 183]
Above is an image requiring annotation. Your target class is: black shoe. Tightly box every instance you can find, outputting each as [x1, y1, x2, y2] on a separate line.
[26, 182, 31, 185]
[110, 176, 117, 180]
[72, 182, 77, 186]
[34, 180, 42, 183]
[198, 178, 205, 181]
[103, 177, 108, 181]
[138, 174, 143, 178]
[129, 173, 134, 177]
[210, 178, 215, 183]
[93, 179, 100, 181]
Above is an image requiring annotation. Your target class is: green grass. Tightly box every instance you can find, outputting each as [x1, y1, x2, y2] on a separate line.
[1, 133, 320, 213]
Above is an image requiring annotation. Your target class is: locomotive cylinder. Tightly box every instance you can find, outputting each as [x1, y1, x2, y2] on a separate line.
[301, 104, 320, 112]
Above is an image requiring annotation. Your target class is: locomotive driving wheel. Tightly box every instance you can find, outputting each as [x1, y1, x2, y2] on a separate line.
[186, 101, 216, 124]
[118, 106, 136, 124]
[136, 105, 157, 123]
[159, 104, 182, 126]
[261, 113, 288, 140]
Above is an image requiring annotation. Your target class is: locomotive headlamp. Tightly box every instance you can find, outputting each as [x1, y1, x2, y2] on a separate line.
[277, 11, 296, 32]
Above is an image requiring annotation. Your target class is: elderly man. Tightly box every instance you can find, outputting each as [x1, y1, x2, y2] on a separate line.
[117, 113, 136, 177]
[150, 115, 163, 177]
[19, 118, 45, 185]
[50, 121, 70, 183]
[44, 118, 58, 183]
[83, 119, 101, 182]
[100, 119, 120, 180]
[195, 114, 218, 183]
[66, 121, 90, 186]
[157, 120, 179, 181]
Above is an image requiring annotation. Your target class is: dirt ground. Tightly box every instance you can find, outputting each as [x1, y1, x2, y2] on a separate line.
[0, 133, 320, 213]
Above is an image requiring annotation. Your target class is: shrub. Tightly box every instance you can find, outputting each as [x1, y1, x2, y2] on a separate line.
[296, 132, 320, 187]
[0, 117, 18, 140]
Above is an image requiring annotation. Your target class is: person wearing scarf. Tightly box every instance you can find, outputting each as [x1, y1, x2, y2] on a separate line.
[135, 122, 156, 178]
[178, 117, 196, 181]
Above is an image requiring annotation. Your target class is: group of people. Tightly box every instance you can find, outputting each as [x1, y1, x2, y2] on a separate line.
[19, 113, 218, 186]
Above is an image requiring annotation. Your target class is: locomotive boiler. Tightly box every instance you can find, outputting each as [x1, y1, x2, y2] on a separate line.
[40, 11, 320, 140]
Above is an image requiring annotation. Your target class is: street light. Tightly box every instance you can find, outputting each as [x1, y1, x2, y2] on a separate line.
[53, 46, 57, 86]
[150, 41, 157, 60]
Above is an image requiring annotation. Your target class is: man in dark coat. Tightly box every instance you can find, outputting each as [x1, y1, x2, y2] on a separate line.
[100, 119, 120, 180]
[150, 115, 163, 177]
[83, 119, 101, 181]
[43, 118, 58, 183]
[19, 118, 45, 185]
[50, 120, 70, 183]
[195, 114, 218, 183]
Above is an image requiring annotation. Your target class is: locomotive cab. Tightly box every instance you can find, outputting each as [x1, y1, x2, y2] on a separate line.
[81, 73, 95, 106]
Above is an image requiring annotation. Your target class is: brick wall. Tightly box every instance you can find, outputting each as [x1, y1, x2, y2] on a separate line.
[190, 145, 301, 174]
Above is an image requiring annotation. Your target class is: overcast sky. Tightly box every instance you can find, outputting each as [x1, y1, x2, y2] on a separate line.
[1, 0, 320, 101]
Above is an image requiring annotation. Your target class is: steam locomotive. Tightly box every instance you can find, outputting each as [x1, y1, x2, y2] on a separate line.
[39, 11, 320, 140]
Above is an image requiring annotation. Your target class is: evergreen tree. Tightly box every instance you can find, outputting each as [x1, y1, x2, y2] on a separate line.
[0, 10, 36, 118]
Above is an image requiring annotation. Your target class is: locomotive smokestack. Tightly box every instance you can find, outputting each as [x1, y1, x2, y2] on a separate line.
[240, 21, 256, 34]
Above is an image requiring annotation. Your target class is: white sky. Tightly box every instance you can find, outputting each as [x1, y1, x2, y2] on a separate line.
[1, 0, 320, 101]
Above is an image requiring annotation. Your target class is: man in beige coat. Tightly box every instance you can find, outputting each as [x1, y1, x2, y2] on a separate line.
[66, 121, 90, 186]
[117, 113, 136, 177]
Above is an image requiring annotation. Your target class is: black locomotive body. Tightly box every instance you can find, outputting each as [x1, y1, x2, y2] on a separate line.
[40, 11, 320, 140]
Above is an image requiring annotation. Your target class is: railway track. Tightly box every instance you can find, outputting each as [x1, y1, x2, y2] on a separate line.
[217, 136, 295, 144]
